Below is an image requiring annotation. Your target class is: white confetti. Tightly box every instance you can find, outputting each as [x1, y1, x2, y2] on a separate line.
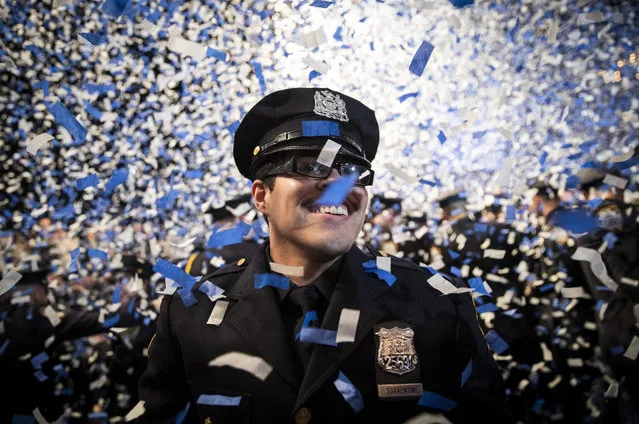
[623, 336, 639, 361]
[125, 401, 146, 421]
[561, 287, 589, 299]
[209, 352, 273, 381]
[495, 157, 515, 189]
[483, 249, 506, 260]
[26, 133, 54, 155]
[300, 27, 328, 49]
[167, 36, 207, 61]
[0, 270, 22, 296]
[33, 408, 50, 424]
[302, 55, 329, 74]
[207, 300, 229, 326]
[383, 163, 419, 184]
[571, 247, 618, 291]
[43, 305, 61, 327]
[376, 256, 391, 273]
[605, 381, 619, 398]
[168, 236, 198, 248]
[427, 273, 472, 296]
[156, 279, 178, 295]
[602, 174, 628, 189]
[270, 262, 304, 277]
[226, 202, 252, 217]
[336, 308, 360, 343]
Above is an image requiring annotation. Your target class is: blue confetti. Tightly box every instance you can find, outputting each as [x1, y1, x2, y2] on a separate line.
[310, 0, 334, 7]
[461, 358, 472, 387]
[47, 101, 88, 143]
[0, 339, 9, 356]
[409, 41, 435, 77]
[33, 81, 49, 96]
[398, 92, 419, 103]
[485, 330, 509, 354]
[300, 327, 338, 346]
[506, 204, 516, 221]
[334, 371, 364, 413]
[301, 120, 340, 137]
[197, 394, 242, 406]
[103, 313, 120, 328]
[610, 345, 625, 356]
[33, 370, 48, 382]
[362, 260, 397, 286]
[105, 168, 128, 193]
[31, 351, 49, 369]
[296, 310, 318, 340]
[83, 83, 116, 94]
[253, 61, 267, 94]
[549, 208, 599, 234]
[417, 391, 457, 412]
[314, 173, 358, 207]
[206, 222, 252, 249]
[437, 131, 447, 145]
[88, 248, 108, 260]
[79, 32, 108, 46]
[603, 232, 618, 248]
[12, 416, 36, 424]
[476, 303, 498, 314]
[449, 0, 474, 7]
[76, 173, 99, 190]
[254, 273, 290, 290]
[199, 280, 225, 299]
[102, 0, 130, 17]
[450, 266, 461, 277]
[309, 70, 321, 82]
[507, 18, 521, 43]
[153, 259, 197, 288]
[175, 402, 191, 424]
[468, 277, 491, 296]
[206, 47, 227, 62]
[112, 284, 121, 303]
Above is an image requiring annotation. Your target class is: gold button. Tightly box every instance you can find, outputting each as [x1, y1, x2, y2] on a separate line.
[204, 418, 213, 424]
[295, 407, 311, 424]
[253, 145, 260, 156]
[237, 258, 245, 266]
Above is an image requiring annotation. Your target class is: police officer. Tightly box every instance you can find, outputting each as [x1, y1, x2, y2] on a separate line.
[138, 88, 505, 424]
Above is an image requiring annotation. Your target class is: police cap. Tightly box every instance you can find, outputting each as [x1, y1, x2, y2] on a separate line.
[233, 88, 379, 180]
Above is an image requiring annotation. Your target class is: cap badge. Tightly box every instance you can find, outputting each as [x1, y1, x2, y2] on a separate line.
[313, 90, 349, 122]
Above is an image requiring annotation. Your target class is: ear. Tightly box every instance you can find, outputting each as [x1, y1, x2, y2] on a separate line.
[251, 179, 270, 217]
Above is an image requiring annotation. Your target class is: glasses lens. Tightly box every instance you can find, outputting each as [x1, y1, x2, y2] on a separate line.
[339, 162, 373, 185]
[295, 157, 331, 177]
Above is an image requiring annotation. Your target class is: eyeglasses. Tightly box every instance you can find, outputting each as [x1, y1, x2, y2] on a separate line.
[266, 156, 375, 186]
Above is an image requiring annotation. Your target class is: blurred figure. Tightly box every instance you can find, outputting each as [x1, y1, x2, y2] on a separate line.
[361, 194, 404, 255]
[182, 194, 260, 276]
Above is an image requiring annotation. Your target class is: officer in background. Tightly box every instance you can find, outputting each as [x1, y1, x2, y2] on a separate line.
[139, 88, 506, 424]
[183, 194, 259, 277]
[361, 195, 404, 256]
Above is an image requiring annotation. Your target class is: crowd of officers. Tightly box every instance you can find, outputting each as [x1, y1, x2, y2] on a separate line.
[1, 164, 638, 424]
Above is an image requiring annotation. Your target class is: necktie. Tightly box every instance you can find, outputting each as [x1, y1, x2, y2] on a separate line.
[289, 284, 322, 370]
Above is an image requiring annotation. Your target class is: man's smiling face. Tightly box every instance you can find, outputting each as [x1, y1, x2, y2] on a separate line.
[252, 167, 368, 261]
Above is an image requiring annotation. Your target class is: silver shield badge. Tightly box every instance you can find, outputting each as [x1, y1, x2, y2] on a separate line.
[313, 90, 350, 122]
[375, 327, 418, 375]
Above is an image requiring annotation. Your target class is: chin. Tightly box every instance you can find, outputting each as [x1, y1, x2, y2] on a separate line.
[307, 237, 354, 258]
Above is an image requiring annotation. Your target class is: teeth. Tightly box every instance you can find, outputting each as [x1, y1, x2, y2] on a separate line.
[310, 205, 348, 215]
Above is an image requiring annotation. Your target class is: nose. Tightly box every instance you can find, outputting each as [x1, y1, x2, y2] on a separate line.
[316, 167, 341, 189]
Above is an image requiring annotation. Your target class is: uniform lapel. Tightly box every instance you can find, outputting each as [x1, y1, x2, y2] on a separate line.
[293, 246, 391, 411]
[225, 243, 301, 390]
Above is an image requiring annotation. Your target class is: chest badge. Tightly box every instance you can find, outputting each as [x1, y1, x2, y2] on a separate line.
[374, 322, 423, 399]
[375, 326, 418, 375]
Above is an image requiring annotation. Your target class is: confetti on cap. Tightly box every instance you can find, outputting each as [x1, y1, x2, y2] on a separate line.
[334, 371, 364, 413]
[199, 280, 226, 302]
[316, 139, 342, 168]
[209, 352, 273, 381]
[409, 41, 435, 77]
